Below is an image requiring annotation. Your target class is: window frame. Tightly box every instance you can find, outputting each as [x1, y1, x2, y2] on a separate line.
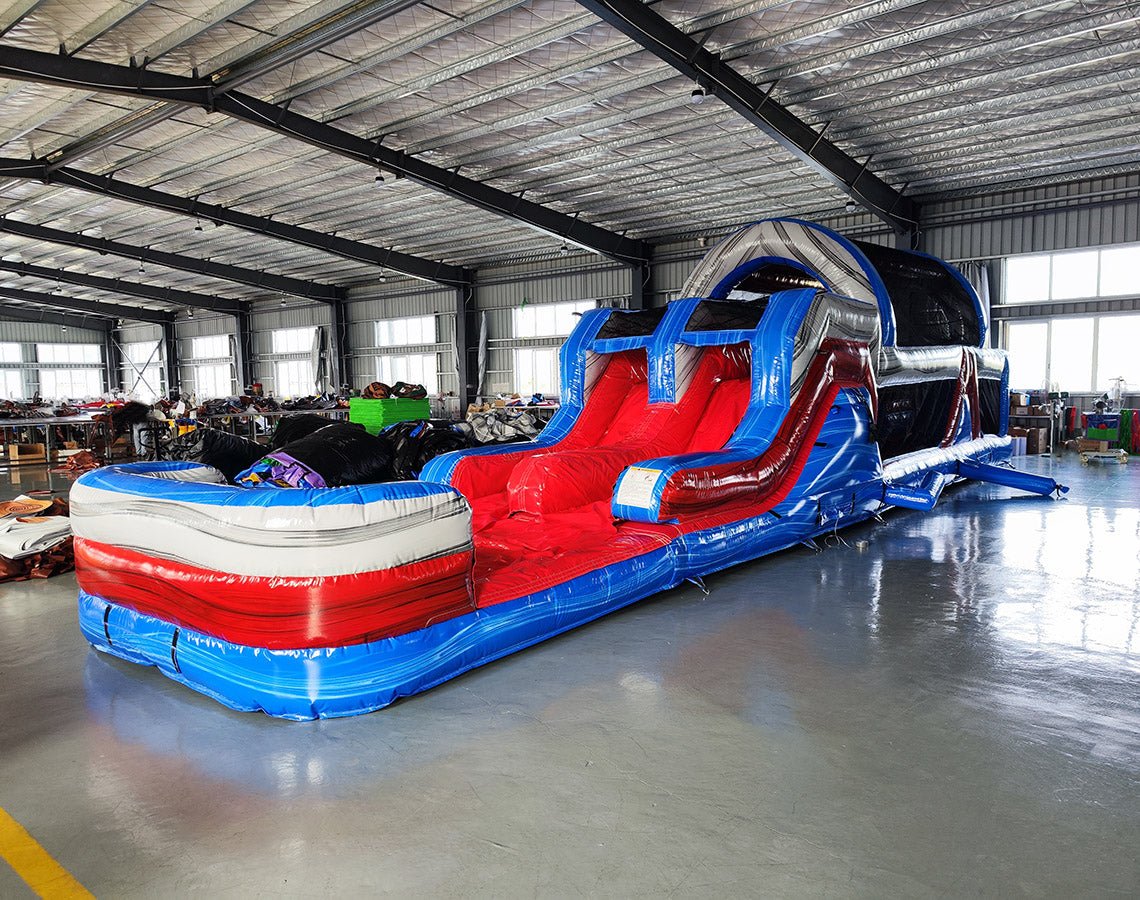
[1003, 243, 1140, 306]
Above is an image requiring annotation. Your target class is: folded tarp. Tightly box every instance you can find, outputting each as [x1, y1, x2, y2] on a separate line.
[0, 516, 72, 560]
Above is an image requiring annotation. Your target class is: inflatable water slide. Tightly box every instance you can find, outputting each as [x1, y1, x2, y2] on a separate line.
[71, 219, 1065, 719]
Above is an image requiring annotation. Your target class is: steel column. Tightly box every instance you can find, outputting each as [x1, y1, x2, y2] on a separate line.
[161, 320, 179, 398]
[233, 308, 255, 390]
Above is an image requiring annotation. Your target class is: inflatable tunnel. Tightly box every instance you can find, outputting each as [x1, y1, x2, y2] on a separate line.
[71, 218, 1064, 719]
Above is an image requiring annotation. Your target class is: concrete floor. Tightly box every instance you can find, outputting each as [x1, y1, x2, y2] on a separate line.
[1, 456, 1138, 898]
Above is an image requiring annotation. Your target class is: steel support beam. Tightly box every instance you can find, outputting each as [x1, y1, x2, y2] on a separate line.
[629, 261, 652, 310]
[104, 329, 123, 393]
[0, 257, 245, 314]
[328, 298, 350, 390]
[573, 0, 918, 236]
[0, 216, 341, 301]
[0, 302, 105, 331]
[0, 46, 650, 265]
[0, 285, 174, 323]
[455, 280, 475, 409]
[0, 157, 471, 288]
[233, 307, 255, 390]
[161, 319, 179, 397]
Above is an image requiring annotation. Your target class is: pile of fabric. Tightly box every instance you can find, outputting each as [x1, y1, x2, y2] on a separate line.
[459, 408, 546, 444]
[50, 449, 102, 476]
[0, 400, 51, 420]
[361, 381, 429, 400]
[0, 494, 74, 583]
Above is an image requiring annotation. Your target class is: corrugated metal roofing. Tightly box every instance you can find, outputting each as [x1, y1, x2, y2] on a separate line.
[0, 0, 1137, 315]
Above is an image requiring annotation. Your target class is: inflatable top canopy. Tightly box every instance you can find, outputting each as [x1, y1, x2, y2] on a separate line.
[70, 218, 1063, 719]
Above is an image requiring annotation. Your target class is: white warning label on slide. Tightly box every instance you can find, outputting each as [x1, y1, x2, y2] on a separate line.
[616, 467, 663, 509]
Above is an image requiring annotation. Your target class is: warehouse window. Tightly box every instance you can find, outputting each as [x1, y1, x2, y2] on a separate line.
[1004, 243, 1140, 304]
[191, 334, 230, 359]
[268, 327, 316, 398]
[374, 317, 438, 393]
[514, 347, 561, 397]
[122, 341, 164, 403]
[1005, 322, 1048, 391]
[1096, 315, 1140, 392]
[275, 359, 316, 398]
[272, 327, 316, 354]
[1048, 317, 1094, 392]
[513, 301, 594, 338]
[376, 316, 435, 347]
[189, 334, 233, 399]
[2, 370, 22, 399]
[194, 364, 232, 399]
[0, 343, 20, 396]
[377, 353, 437, 393]
[40, 368, 102, 400]
[1003, 314, 1140, 393]
[37, 343, 100, 365]
[36, 343, 103, 400]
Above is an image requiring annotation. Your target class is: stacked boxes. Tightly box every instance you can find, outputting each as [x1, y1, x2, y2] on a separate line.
[348, 398, 431, 435]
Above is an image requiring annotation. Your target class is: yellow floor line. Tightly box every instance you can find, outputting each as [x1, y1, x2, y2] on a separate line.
[0, 806, 93, 899]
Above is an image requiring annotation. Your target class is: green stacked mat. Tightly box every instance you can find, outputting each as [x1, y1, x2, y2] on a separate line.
[349, 397, 431, 435]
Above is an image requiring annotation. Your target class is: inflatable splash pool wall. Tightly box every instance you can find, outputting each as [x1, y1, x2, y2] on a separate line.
[72, 218, 1065, 719]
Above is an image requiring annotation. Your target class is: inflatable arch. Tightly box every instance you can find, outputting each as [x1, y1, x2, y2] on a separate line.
[71, 219, 1062, 719]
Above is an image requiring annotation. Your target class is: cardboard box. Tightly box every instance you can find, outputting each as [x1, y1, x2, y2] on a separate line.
[1010, 392, 1031, 407]
[1078, 439, 1110, 452]
[1026, 427, 1049, 454]
[1012, 406, 1030, 416]
[1027, 405, 1049, 416]
[1009, 426, 1029, 438]
[6, 442, 46, 463]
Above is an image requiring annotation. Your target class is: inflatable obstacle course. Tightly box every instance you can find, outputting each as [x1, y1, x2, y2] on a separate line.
[72, 218, 1066, 719]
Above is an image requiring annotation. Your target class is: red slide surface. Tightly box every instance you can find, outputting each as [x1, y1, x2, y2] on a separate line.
[447, 339, 874, 610]
[454, 346, 754, 607]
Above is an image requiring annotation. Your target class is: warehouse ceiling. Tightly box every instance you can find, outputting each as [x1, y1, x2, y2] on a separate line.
[0, 0, 1137, 319]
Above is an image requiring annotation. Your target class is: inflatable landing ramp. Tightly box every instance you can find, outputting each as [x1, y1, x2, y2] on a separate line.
[72, 218, 1066, 718]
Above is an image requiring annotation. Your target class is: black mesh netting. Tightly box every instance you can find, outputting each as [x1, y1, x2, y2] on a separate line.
[876, 380, 959, 459]
[595, 306, 668, 339]
[978, 378, 1002, 435]
[685, 299, 769, 333]
[852, 241, 981, 347]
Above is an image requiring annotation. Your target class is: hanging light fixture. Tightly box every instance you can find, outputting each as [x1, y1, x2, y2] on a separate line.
[559, 243, 569, 257]
[845, 199, 858, 213]
[690, 82, 706, 105]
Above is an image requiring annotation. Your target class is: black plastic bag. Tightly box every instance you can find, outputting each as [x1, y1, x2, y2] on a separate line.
[271, 423, 394, 486]
[171, 427, 264, 482]
[382, 420, 470, 480]
[270, 414, 355, 449]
